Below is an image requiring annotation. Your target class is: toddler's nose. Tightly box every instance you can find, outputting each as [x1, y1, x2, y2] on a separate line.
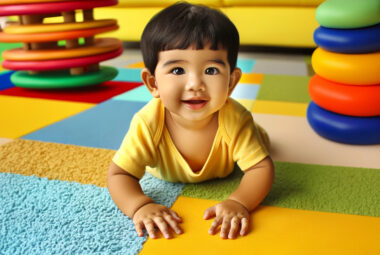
[186, 74, 205, 92]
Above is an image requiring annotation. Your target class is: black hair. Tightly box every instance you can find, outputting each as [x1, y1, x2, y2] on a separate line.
[140, 2, 240, 74]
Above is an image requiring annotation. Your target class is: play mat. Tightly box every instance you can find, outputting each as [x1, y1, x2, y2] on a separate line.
[0, 42, 379, 254]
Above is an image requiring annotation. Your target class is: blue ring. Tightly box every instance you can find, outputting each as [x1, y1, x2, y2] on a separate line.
[314, 24, 380, 53]
[307, 101, 380, 145]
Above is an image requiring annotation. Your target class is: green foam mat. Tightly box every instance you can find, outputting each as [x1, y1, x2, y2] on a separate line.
[181, 161, 380, 217]
[257, 74, 312, 103]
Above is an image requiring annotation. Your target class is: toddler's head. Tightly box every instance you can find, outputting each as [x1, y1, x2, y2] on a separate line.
[140, 2, 240, 75]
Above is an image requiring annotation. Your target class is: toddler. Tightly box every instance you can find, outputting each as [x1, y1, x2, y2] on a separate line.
[108, 2, 274, 240]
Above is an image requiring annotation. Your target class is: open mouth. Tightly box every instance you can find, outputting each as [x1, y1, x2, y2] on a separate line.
[181, 99, 208, 109]
[182, 100, 207, 104]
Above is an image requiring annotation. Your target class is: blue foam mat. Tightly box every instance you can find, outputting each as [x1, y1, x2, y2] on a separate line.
[230, 83, 260, 100]
[237, 59, 256, 73]
[0, 172, 184, 255]
[23, 100, 147, 150]
[113, 85, 152, 103]
[114, 68, 142, 82]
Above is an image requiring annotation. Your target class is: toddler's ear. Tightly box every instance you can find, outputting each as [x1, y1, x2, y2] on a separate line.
[141, 68, 160, 98]
[228, 68, 242, 96]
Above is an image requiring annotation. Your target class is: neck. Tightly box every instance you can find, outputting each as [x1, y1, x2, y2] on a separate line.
[165, 110, 218, 131]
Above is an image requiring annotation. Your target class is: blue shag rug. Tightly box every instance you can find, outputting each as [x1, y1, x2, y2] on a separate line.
[0, 173, 184, 255]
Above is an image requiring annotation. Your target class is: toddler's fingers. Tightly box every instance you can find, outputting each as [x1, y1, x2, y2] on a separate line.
[134, 221, 145, 237]
[169, 210, 182, 222]
[163, 212, 183, 235]
[143, 219, 157, 239]
[208, 216, 222, 235]
[153, 217, 172, 239]
[203, 206, 216, 220]
[240, 217, 249, 236]
[220, 217, 231, 239]
[228, 217, 240, 239]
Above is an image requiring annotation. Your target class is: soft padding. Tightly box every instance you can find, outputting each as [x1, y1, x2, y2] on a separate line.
[308, 75, 380, 116]
[11, 66, 118, 89]
[312, 48, 380, 85]
[314, 24, 380, 53]
[316, 0, 380, 29]
[0, 0, 117, 16]
[307, 101, 380, 145]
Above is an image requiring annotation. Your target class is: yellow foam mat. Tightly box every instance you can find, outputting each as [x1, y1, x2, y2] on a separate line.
[0, 95, 94, 138]
[252, 100, 308, 117]
[141, 196, 380, 255]
[240, 73, 264, 84]
[235, 99, 255, 111]
[127, 61, 145, 68]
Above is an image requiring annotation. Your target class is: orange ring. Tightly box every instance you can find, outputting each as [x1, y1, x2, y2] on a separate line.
[4, 19, 117, 34]
[0, 24, 118, 43]
[309, 75, 380, 116]
[3, 38, 122, 61]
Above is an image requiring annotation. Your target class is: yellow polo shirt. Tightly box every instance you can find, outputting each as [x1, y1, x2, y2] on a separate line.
[113, 98, 269, 183]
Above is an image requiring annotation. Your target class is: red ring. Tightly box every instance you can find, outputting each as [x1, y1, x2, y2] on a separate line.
[0, 0, 117, 16]
[309, 74, 380, 117]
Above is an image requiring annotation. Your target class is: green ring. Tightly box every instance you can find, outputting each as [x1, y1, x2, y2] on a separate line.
[10, 66, 118, 89]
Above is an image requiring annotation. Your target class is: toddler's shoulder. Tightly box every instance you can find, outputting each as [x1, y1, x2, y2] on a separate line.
[222, 98, 253, 124]
[133, 98, 165, 143]
[220, 98, 253, 140]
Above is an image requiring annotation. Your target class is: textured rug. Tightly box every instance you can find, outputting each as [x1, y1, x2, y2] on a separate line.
[1, 44, 379, 255]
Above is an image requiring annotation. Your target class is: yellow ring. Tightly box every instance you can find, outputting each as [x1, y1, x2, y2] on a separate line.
[3, 38, 122, 61]
[4, 19, 117, 34]
[312, 47, 380, 85]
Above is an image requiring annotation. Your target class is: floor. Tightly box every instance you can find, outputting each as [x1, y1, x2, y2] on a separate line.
[0, 45, 379, 255]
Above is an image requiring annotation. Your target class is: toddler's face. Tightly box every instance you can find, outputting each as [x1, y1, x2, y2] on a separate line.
[152, 46, 239, 123]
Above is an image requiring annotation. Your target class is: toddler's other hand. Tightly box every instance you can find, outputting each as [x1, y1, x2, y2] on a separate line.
[203, 199, 249, 239]
[133, 203, 183, 239]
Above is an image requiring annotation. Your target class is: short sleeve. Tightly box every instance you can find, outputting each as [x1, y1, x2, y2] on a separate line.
[232, 112, 269, 171]
[112, 115, 157, 179]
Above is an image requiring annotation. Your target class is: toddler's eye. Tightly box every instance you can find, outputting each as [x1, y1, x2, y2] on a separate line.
[171, 67, 185, 75]
[205, 67, 219, 75]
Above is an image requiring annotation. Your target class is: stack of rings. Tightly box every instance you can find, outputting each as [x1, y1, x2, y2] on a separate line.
[0, 0, 121, 89]
[307, 0, 380, 145]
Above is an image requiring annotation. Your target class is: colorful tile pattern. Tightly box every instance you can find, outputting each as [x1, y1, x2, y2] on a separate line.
[0, 43, 379, 255]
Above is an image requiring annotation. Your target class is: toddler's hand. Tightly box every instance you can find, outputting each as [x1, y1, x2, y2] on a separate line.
[203, 199, 249, 239]
[133, 203, 183, 239]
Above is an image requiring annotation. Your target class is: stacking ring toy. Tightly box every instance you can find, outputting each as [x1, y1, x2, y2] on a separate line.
[307, 101, 380, 145]
[0, 0, 71, 4]
[0, 0, 120, 89]
[2, 47, 123, 71]
[4, 19, 116, 34]
[11, 66, 118, 89]
[309, 75, 380, 117]
[3, 38, 122, 60]
[314, 24, 380, 54]
[0, 0, 118, 16]
[312, 47, 380, 85]
[0, 25, 118, 43]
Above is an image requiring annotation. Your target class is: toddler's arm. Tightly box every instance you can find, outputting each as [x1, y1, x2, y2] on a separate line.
[204, 156, 274, 239]
[107, 162, 183, 239]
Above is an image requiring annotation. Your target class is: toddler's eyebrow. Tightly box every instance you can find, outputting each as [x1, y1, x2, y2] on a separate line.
[163, 60, 185, 66]
[162, 59, 226, 66]
[208, 59, 226, 66]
